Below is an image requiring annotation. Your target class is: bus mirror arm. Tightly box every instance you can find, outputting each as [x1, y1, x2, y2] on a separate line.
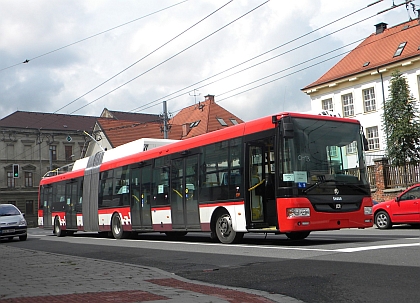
[363, 135, 369, 151]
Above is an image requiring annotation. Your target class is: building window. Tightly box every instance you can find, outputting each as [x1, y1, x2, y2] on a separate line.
[65, 146, 73, 161]
[322, 98, 333, 111]
[230, 119, 239, 125]
[366, 126, 380, 150]
[50, 145, 57, 161]
[327, 146, 337, 157]
[7, 172, 15, 188]
[216, 118, 228, 126]
[26, 200, 34, 215]
[363, 88, 376, 113]
[25, 172, 33, 187]
[342, 93, 354, 117]
[393, 42, 406, 57]
[347, 141, 357, 154]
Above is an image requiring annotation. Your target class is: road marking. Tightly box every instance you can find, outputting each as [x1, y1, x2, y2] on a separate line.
[336, 242, 420, 252]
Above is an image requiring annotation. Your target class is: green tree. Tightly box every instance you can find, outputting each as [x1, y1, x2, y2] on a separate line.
[382, 70, 420, 168]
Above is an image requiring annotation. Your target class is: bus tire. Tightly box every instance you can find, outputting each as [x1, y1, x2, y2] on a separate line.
[286, 231, 310, 240]
[111, 213, 126, 239]
[375, 211, 392, 229]
[54, 217, 65, 237]
[214, 210, 244, 244]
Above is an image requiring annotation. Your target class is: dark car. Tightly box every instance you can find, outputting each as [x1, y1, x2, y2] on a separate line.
[0, 204, 27, 241]
[373, 184, 420, 229]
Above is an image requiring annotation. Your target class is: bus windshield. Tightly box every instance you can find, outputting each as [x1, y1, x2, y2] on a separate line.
[280, 117, 369, 194]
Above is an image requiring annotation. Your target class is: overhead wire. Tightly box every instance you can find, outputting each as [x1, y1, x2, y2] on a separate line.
[20, 0, 235, 132]
[0, 0, 408, 180]
[129, 0, 386, 113]
[0, 0, 189, 73]
[53, 0, 234, 115]
[67, 0, 270, 115]
[0, 0, 262, 174]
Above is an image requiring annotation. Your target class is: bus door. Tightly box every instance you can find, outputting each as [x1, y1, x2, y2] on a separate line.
[65, 181, 78, 229]
[170, 155, 200, 229]
[246, 138, 276, 225]
[42, 185, 53, 228]
[130, 166, 152, 229]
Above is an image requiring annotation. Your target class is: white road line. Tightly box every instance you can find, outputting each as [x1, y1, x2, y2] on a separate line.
[336, 242, 420, 252]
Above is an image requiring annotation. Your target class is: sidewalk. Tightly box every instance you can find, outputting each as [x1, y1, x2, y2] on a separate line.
[0, 245, 303, 303]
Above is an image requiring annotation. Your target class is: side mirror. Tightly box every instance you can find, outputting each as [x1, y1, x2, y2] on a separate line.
[363, 135, 369, 151]
[395, 196, 401, 202]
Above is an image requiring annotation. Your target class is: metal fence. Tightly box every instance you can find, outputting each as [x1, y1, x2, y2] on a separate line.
[366, 163, 420, 189]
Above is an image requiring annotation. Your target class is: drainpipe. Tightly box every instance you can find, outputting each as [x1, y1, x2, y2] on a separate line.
[378, 67, 388, 150]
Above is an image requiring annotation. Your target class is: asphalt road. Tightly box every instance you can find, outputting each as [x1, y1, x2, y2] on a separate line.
[4, 226, 420, 303]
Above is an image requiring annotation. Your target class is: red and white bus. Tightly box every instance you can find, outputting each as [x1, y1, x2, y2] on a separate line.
[38, 112, 373, 243]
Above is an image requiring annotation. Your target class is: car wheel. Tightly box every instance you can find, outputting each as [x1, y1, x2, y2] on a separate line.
[375, 211, 392, 229]
[111, 213, 126, 239]
[286, 231, 311, 240]
[19, 234, 27, 241]
[54, 217, 65, 237]
[214, 210, 244, 244]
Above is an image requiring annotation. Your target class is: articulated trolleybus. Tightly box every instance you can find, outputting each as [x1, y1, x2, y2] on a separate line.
[38, 112, 373, 244]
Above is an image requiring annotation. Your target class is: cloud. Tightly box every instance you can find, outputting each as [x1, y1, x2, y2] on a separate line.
[0, 0, 416, 122]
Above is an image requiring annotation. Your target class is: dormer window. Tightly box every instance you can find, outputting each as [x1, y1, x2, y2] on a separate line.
[216, 118, 228, 126]
[189, 120, 200, 128]
[394, 42, 407, 57]
[230, 119, 238, 125]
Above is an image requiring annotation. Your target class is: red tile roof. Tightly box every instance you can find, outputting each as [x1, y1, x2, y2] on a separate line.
[97, 118, 183, 148]
[303, 20, 420, 90]
[0, 111, 97, 131]
[170, 95, 244, 139]
[99, 95, 244, 146]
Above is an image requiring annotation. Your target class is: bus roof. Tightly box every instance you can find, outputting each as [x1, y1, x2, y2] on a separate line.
[39, 111, 360, 185]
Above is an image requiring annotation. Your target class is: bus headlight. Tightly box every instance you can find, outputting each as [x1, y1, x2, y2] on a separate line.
[287, 208, 310, 218]
[364, 206, 372, 215]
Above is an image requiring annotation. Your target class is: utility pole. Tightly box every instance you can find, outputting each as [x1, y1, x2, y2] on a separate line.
[163, 101, 169, 139]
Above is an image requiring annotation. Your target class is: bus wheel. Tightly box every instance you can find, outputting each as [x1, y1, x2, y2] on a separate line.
[375, 211, 392, 229]
[54, 217, 65, 237]
[214, 211, 244, 244]
[111, 214, 126, 239]
[286, 231, 310, 240]
[165, 231, 187, 240]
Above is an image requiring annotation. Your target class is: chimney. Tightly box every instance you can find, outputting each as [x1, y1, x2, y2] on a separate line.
[182, 123, 190, 137]
[375, 22, 387, 34]
[204, 94, 215, 103]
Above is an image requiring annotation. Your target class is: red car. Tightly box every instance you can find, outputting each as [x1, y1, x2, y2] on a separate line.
[373, 184, 420, 229]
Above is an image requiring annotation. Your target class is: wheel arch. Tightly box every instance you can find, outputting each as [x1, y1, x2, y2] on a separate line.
[210, 207, 230, 233]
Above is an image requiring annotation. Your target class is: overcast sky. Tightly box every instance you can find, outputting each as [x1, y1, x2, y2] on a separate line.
[1, 0, 419, 122]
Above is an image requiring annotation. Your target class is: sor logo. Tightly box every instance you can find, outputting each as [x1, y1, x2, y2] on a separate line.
[335, 203, 342, 209]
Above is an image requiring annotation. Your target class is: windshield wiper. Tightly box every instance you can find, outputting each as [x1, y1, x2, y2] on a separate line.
[302, 178, 336, 194]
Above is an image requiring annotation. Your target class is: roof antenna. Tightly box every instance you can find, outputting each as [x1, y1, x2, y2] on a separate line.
[189, 89, 201, 107]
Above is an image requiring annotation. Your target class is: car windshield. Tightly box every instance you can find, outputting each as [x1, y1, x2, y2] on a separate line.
[0, 205, 21, 216]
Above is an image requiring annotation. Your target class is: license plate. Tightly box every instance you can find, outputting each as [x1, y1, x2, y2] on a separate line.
[2, 229, 15, 233]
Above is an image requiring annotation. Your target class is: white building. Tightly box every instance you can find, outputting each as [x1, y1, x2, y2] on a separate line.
[302, 18, 420, 166]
